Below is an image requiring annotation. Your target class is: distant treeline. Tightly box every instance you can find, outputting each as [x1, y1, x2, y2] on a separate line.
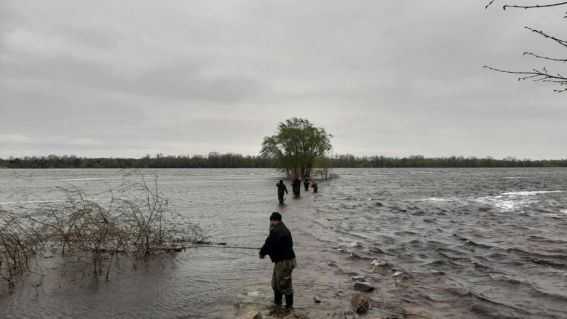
[1, 153, 566, 169]
[0, 153, 270, 169]
[329, 155, 567, 168]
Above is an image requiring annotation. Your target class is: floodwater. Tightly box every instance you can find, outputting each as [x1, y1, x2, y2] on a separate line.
[1, 168, 567, 318]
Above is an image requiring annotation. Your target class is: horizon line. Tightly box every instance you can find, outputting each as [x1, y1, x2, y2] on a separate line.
[1, 153, 566, 161]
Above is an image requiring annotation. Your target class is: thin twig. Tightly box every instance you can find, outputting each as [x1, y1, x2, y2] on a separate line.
[523, 51, 567, 62]
[525, 26, 567, 49]
[504, 2, 567, 10]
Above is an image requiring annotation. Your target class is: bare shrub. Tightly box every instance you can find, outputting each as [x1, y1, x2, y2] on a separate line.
[0, 210, 43, 287]
[0, 172, 202, 285]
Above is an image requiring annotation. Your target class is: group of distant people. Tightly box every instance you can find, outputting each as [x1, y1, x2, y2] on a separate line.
[276, 176, 318, 204]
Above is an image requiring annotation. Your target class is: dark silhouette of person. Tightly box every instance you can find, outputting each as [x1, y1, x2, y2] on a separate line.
[276, 180, 288, 204]
[291, 177, 301, 197]
[303, 178, 310, 191]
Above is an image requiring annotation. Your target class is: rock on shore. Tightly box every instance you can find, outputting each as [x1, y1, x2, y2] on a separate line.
[350, 292, 370, 314]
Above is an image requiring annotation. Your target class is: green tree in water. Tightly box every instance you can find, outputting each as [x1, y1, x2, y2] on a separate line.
[261, 118, 332, 178]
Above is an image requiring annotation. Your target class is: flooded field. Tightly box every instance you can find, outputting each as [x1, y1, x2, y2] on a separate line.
[1, 168, 567, 318]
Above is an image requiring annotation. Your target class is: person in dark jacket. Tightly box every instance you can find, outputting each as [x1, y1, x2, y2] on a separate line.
[259, 212, 297, 309]
[303, 178, 310, 191]
[291, 177, 301, 197]
[276, 180, 288, 204]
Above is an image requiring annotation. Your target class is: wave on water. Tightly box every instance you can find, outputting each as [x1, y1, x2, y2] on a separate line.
[475, 196, 531, 211]
[501, 190, 563, 196]
[419, 191, 563, 210]
[474, 190, 563, 212]
[55, 177, 121, 182]
[420, 197, 453, 202]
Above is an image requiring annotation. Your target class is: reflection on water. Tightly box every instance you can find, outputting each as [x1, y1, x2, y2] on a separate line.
[1, 168, 567, 318]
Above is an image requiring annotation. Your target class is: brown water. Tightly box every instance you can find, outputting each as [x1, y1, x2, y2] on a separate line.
[1, 168, 567, 318]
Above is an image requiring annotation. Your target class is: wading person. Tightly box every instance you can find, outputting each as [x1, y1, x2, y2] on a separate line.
[303, 178, 310, 191]
[291, 177, 301, 197]
[259, 212, 297, 309]
[310, 179, 318, 193]
[276, 180, 288, 204]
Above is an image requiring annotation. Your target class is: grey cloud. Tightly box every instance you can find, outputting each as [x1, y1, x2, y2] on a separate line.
[0, 0, 565, 159]
[2, 52, 270, 103]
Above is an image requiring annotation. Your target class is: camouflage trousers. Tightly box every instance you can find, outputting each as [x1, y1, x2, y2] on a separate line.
[271, 258, 297, 295]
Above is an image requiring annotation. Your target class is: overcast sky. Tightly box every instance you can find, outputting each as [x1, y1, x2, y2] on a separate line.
[1, 1, 566, 159]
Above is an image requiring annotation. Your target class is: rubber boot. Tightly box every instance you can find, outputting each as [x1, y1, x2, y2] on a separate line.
[285, 294, 294, 309]
[274, 291, 283, 305]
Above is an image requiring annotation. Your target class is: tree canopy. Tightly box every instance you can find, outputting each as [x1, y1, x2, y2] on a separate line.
[260, 118, 332, 178]
[485, 1, 567, 92]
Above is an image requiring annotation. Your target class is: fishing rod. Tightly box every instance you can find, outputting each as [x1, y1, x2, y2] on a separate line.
[191, 244, 260, 250]
[185, 241, 261, 250]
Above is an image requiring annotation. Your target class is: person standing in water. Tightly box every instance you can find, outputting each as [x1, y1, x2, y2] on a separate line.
[310, 179, 318, 193]
[276, 180, 288, 204]
[303, 177, 310, 191]
[259, 212, 297, 309]
[291, 177, 301, 197]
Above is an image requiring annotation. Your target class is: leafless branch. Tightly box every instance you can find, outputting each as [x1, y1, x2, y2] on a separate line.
[525, 26, 567, 49]
[523, 51, 567, 62]
[484, 2, 567, 92]
[486, 1, 567, 10]
[503, 2, 567, 10]
[483, 65, 567, 92]
[485, 0, 498, 9]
